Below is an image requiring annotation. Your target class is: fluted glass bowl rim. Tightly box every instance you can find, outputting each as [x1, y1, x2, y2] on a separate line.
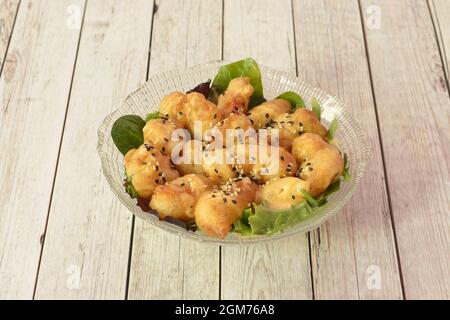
[97, 61, 369, 245]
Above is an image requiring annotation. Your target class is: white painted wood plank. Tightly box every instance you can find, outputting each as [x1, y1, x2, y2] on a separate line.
[0, 0, 85, 299]
[361, 0, 450, 299]
[293, 0, 403, 299]
[0, 0, 20, 70]
[127, 0, 222, 300]
[221, 0, 312, 300]
[34, 0, 154, 299]
[430, 0, 450, 80]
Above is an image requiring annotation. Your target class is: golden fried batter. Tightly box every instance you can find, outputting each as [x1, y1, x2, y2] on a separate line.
[260, 177, 311, 210]
[247, 99, 291, 129]
[273, 108, 328, 150]
[195, 178, 258, 238]
[217, 77, 254, 115]
[215, 113, 255, 146]
[174, 139, 205, 176]
[298, 148, 343, 196]
[143, 117, 183, 155]
[159, 91, 188, 125]
[150, 174, 214, 221]
[124, 144, 180, 199]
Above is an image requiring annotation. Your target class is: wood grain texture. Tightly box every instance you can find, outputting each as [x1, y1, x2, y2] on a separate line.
[360, 0, 450, 299]
[127, 0, 222, 300]
[0, 0, 20, 70]
[34, 0, 154, 299]
[293, 0, 403, 299]
[429, 0, 450, 80]
[221, 0, 312, 300]
[0, 0, 84, 299]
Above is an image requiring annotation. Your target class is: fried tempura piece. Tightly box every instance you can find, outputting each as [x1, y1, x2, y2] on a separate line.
[272, 108, 328, 150]
[247, 99, 291, 129]
[250, 145, 298, 183]
[174, 139, 205, 176]
[217, 77, 254, 115]
[291, 133, 329, 164]
[298, 148, 343, 196]
[124, 144, 180, 199]
[215, 113, 255, 146]
[195, 178, 258, 238]
[143, 117, 183, 155]
[201, 148, 237, 184]
[159, 91, 188, 126]
[150, 174, 214, 221]
[159, 91, 223, 137]
[185, 92, 223, 136]
[260, 177, 311, 210]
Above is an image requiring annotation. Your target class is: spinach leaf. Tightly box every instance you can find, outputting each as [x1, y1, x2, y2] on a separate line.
[326, 117, 339, 141]
[210, 58, 265, 108]
[311, 98, 321, 120]
[277, 91, 305, 111]
[111, 115, 145, 155]
[145, 111, 160, 121]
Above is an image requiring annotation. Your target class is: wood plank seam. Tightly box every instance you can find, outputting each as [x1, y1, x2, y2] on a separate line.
[124, 0, 159, 301]
[427, 0, 450, 91]
[31, 0, 88, 300]
[0, 0, 21, 77]
[290, 0, 315, 300]
[356, 0, 406, 299]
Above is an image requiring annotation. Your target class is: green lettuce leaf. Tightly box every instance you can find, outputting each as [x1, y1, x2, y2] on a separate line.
[126, 175, 139, 198]
[210, 58, 265, 108]
[343, 153, 351, 181]
[145, 111, 160, 121]
[326, 118, 338, 141]
[277, 91, 305, 111]
[311, 98, 321, 120]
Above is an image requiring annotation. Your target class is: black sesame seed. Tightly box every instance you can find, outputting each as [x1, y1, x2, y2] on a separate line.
[164, 138, 169, 142]
[265, 113, 269, 118]
[309, 167, 313, 171]
[292, 195, 296, 199]
[214, 168, 219, 174]
[223, 198, 227, 203]
[158, 172, 163, 176]
[232, 200, 237, 204]
[162, 147, 166, 152]
[280, 156, 285, 161]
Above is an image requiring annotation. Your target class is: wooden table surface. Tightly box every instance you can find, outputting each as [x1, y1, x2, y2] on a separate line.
[0, 0, 449, 300]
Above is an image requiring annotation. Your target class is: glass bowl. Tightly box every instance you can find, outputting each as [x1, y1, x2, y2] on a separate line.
[97, 61, 369, 244]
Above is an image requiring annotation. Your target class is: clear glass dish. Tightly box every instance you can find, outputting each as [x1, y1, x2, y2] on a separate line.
[97, 61, 369, 244]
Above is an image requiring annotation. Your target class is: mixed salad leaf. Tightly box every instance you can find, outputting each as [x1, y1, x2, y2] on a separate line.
[210, 57, 265, 107]
[276, 91, 305, 111]
[311, 98, 321, 120]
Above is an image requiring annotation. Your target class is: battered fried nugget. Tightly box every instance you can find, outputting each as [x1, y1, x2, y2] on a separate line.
[247, 99, 291, 129]
[150, 174, 214, 221]
[202, 148, 237, 184]
[124, 144, 180, 199]
[173, 139, 205, 176]
[298, 148, 343, 196]
[217, 77, 254, 115]
[143, 117, 183, 155]
[185, 92, 223, 137]
[215, 113, 256, 146]
[291, 133, 329, 164]
[195, 178, 258, 238]
[260, 177, 311, 210]
[159, 91, 188, 125]
[250, 145, 297, 183]
[272, 108, 328, 150]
